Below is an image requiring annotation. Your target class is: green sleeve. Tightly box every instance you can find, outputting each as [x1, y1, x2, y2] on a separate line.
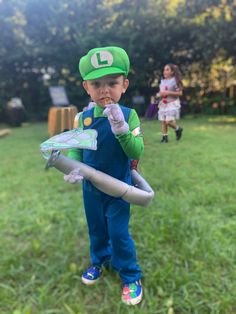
[67, 114, 83, 161]
[67, 147, 82, 161]
[116, 109, 144, 160]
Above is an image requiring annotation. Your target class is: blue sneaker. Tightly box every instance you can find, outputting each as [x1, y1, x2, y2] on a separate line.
[81, 266, 102, 285]
[122, 280, 143, 305]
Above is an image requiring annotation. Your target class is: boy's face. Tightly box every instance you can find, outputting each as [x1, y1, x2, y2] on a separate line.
[83, 74, 129, 107]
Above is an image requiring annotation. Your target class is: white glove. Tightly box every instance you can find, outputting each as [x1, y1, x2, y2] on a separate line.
[63, 168, 83, 184]
[103, 104, 129, 135]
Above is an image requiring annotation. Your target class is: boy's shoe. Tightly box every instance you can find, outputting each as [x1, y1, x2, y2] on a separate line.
[176, 127, 183, 140]
[122, 280, 143, 305]
[81, 266, 102, 285]
[161, 135, 168, 143]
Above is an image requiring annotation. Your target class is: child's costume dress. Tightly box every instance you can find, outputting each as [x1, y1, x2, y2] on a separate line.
[68, 104, 143, 284]
[158, 77, 181, 121]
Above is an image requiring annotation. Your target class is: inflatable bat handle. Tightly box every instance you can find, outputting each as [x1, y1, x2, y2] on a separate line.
[45, 150, 155, 207]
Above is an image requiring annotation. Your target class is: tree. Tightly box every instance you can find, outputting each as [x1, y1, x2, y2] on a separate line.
[0, 0, 235, 119]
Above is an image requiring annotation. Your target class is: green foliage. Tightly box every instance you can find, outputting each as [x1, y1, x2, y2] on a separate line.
[1, 118, 236, 313]
[0, 0, 236, 116]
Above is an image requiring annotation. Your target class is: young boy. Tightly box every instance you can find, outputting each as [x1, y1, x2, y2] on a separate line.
[64, 46, 144, 305]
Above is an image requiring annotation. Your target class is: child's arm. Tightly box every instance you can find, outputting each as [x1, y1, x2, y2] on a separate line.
[67, 113, 83, 161]
[67, 148, 82, 161]
[160, 90, 183, 97]
[104, 105, 144, 160]
[115, 109, 144, 160]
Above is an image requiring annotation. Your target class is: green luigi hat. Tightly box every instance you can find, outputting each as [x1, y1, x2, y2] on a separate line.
[79, 46, 130, 80]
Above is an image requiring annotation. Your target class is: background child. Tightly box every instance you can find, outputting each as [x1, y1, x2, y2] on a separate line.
[64, 47, 144, 305]
[157, 64, 183, 143]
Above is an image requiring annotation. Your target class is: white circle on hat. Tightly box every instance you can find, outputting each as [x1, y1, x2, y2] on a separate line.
[91, 51, 113, 68]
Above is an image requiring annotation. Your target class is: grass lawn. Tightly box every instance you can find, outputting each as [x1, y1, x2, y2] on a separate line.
[0, 116, 236, 314]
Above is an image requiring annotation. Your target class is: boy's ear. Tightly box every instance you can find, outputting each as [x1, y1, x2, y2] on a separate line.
[83, 81, 90, 95]
[122, 78, 129, 93]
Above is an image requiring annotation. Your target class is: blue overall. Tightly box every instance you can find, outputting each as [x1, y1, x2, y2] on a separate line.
[82, 106, 142, 284]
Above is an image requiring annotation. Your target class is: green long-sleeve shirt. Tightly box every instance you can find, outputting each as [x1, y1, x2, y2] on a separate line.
[68, 104, 144, 161]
